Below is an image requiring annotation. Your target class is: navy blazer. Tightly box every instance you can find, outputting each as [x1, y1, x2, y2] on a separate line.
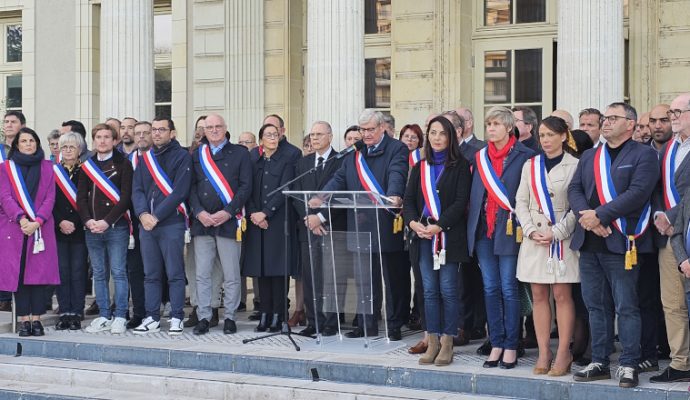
[322, 134, 409, 252]
[467, 140, 536, 256]
[132, 139, 192, 227]
[189, 139, 253, 239]
[568, 139, 660, 254]
[651, 140, 690, 247]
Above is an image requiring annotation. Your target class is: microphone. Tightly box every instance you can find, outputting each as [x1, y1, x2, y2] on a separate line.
[336, 140, 366, 159]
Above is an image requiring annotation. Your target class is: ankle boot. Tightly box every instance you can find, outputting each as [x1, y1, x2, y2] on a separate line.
[184, 306, 199, 328]
[435, 335, 454, 366]
[268, 313, 281, 332]
[255, 313, 269, 332]
[210, 307, 219, 327]
[418, 334, 440, 365]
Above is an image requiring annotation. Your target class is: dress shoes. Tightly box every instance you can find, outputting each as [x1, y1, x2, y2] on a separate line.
[408, 340, 428, 354]
[237, 302, 246, 312]
[68, 315, 81, 330]
[345, 328, 365, 338]
[183, 306, 199, 328]
[255, 313, 269, 332]
[248, 310, 262, 321]
[193, 318, 210, 335]
[18, 321, 32, 337]
[321, 326, 337, 336]
[55, 315, 71, 331]
[126, 317, 143, 330]
[649, 366, 690, 383]
[388, 328, 402, 341]
[84, 301, 99, 316]
[298, 326, 317, 337]
[477, 339, 492, 356]
[32, 321, 45, 336]
[268, 313, 282, 332]
[223, 319, 237, 334]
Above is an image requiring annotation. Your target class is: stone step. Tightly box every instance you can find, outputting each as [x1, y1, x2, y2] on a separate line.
[0, 355, 504, 400]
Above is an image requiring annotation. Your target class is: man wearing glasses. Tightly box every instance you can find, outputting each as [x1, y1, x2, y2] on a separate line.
[238, 132, 257, 150]
[132, 117, 192, 335]
[651, 93, 690, 383]
[569, 102, 659, 388]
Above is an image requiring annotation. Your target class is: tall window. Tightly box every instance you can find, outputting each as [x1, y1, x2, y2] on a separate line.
[154, 12, 171, 118]
[364, 0, 391, 34]
[0, 22, 21, 115]
[484, 0, 545, 26]
[484, 48, 543, 120]
[365, 57, 391, 109]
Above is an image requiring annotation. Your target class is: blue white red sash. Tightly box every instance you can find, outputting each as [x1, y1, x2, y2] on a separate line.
[409, 149, 421, 167]
[0, 146, 5, 164]
[142, 149, 191, 242]
[420, 160, 445, 268]
[661, 140, 680, 210]
[530, 155, 564, 273]
[5, 160, 44, 253]
[53, 163, 78, 210]
[475, 147, 519, 237]
[81, 158, 135, 248]
[199, 144, 244, 239]
[128, 151, 139, 171]
[354, 150, 384, 196]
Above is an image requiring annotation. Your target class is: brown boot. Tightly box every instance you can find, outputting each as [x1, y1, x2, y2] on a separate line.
[210, 308, 220, 327]
[418, 334, 440, 365]
[434, 335, 454, 366]
[183, 306, 199, 328]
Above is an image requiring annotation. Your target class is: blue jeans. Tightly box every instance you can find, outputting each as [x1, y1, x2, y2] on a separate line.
[85, 225, 130, 319]
[475, 238, 520, 350]
[579, 251, 641, 368]
[419, 239, 460, 336]
[56, 240, 88, 315]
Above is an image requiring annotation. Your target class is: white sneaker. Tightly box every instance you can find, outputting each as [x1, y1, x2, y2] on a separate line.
[168, 317, 183, 336]
[110, 317, 127, 334]
[133, 316, 160, 334]
[85, 317, 112, 333]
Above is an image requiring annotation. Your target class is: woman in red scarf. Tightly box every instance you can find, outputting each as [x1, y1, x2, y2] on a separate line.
[466, 106, 536, 369]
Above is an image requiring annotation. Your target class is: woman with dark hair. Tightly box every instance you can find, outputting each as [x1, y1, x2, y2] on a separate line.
[243, 123, 295, 332]
[343, 125, 362, 148]
[0, 127, 59, 336]
[515, 116, 580, 376]
[403, 116, 471, 366]
[467, 106, 536, 369]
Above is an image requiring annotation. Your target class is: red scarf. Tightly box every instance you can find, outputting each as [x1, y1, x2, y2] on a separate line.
[485, 135, 516, 238]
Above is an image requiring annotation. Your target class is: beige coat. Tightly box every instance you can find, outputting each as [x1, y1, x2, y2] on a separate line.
[515, 152, 580, 284]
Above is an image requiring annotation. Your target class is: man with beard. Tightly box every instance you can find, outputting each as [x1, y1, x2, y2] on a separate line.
[117, 117, 138, 155]
[648, 104, 673, 153]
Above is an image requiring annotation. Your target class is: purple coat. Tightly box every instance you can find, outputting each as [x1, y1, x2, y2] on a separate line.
[0, 160, 59, 291]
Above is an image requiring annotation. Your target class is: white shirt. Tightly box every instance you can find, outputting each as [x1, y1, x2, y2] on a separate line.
[463, 135, 475, 144]
[593, 136, 606, 148]
[314, 147, 333, 168]
[97, 151, 113, 161]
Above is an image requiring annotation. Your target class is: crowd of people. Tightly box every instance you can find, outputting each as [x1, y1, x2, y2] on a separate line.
[0, 92, 690, 390]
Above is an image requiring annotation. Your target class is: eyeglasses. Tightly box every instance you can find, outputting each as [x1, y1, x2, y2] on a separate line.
[600, 115, 632, 124]
[204, 125, 225, 131]
[151, 127, 170, 133]
[195, 127, 205, 132]
[358, 126, 378, 134]
[667, 109, 690, 119]
[401, 134, 419, 141]
[263, 132, 280, 139]
[49, 142, 59, 148]
[238, 140, 255, 145]
[60, 145, 78, 151]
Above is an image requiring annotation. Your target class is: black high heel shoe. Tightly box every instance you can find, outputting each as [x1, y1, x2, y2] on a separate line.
[500, 351, 518, 369]
[255, 313, 269, 332]
[483, 350, 503, 368]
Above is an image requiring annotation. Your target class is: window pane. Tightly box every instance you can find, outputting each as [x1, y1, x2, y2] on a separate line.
[365, 57, 391, 108]
[364, 0, 391, 34]
[155, 105, 171, 119]
[514, 49, 542, 103]
[154, 14, 172, 55]
[485, 0, 511, 26]
[155, 68, 171, 103]
[7, 25, 21, 62]
[516, 0, 546, 23]
[484, 51, 511, 104]
[6, 75, 21, 108]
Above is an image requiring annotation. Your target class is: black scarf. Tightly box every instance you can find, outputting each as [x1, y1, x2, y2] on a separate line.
[11, 148, 45, 200]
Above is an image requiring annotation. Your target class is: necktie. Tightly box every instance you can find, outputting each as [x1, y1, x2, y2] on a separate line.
[316, 156, 324, 181]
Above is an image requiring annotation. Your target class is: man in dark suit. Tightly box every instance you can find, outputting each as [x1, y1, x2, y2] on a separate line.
[650, 93, 690, 383]
[568, 102, 659, 388]
[293, 121, 346, 337]
[321, 109, 409, 340]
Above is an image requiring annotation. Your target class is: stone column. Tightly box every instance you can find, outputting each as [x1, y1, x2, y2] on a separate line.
[100, 0, 154, 121]
[307, 0, 364, 150]
[557, 0, 624, 114]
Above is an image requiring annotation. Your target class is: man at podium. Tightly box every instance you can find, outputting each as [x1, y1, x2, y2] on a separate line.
[321, 109, 409, 341]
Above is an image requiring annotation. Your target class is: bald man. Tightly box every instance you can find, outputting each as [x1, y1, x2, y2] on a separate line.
[551, 109, 574, 130]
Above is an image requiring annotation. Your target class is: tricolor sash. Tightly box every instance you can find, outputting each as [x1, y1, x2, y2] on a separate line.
[409, 148, 421, 167]
[354, 150, 403, 232]
[5, 160, 44, 253]
[81, 158, 135, 249]
[593, 145, 652, 269]
[129, 151, 139, 171]
[661, 140, 680, 210]
[199, 144, 246, 241]
[53, 163, 78, 211]
[530, 154, 566, 275]
[475, 147, 521, 241]
[0, 146, 5, 164]
[420, 160, 446, 269]
[142, 149, 191, 243]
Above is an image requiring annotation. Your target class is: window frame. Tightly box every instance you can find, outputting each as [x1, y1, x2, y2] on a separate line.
[0, 18, 22, 114]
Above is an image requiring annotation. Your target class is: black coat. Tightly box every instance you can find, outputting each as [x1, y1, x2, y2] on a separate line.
[322, 134, 409, 253]
[403, 158, 472, 264]
[292, 149, 346, 242]
[53, 164, 85, 242]
[189, 140, 253, 239]
[243, 146, 295, 277]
